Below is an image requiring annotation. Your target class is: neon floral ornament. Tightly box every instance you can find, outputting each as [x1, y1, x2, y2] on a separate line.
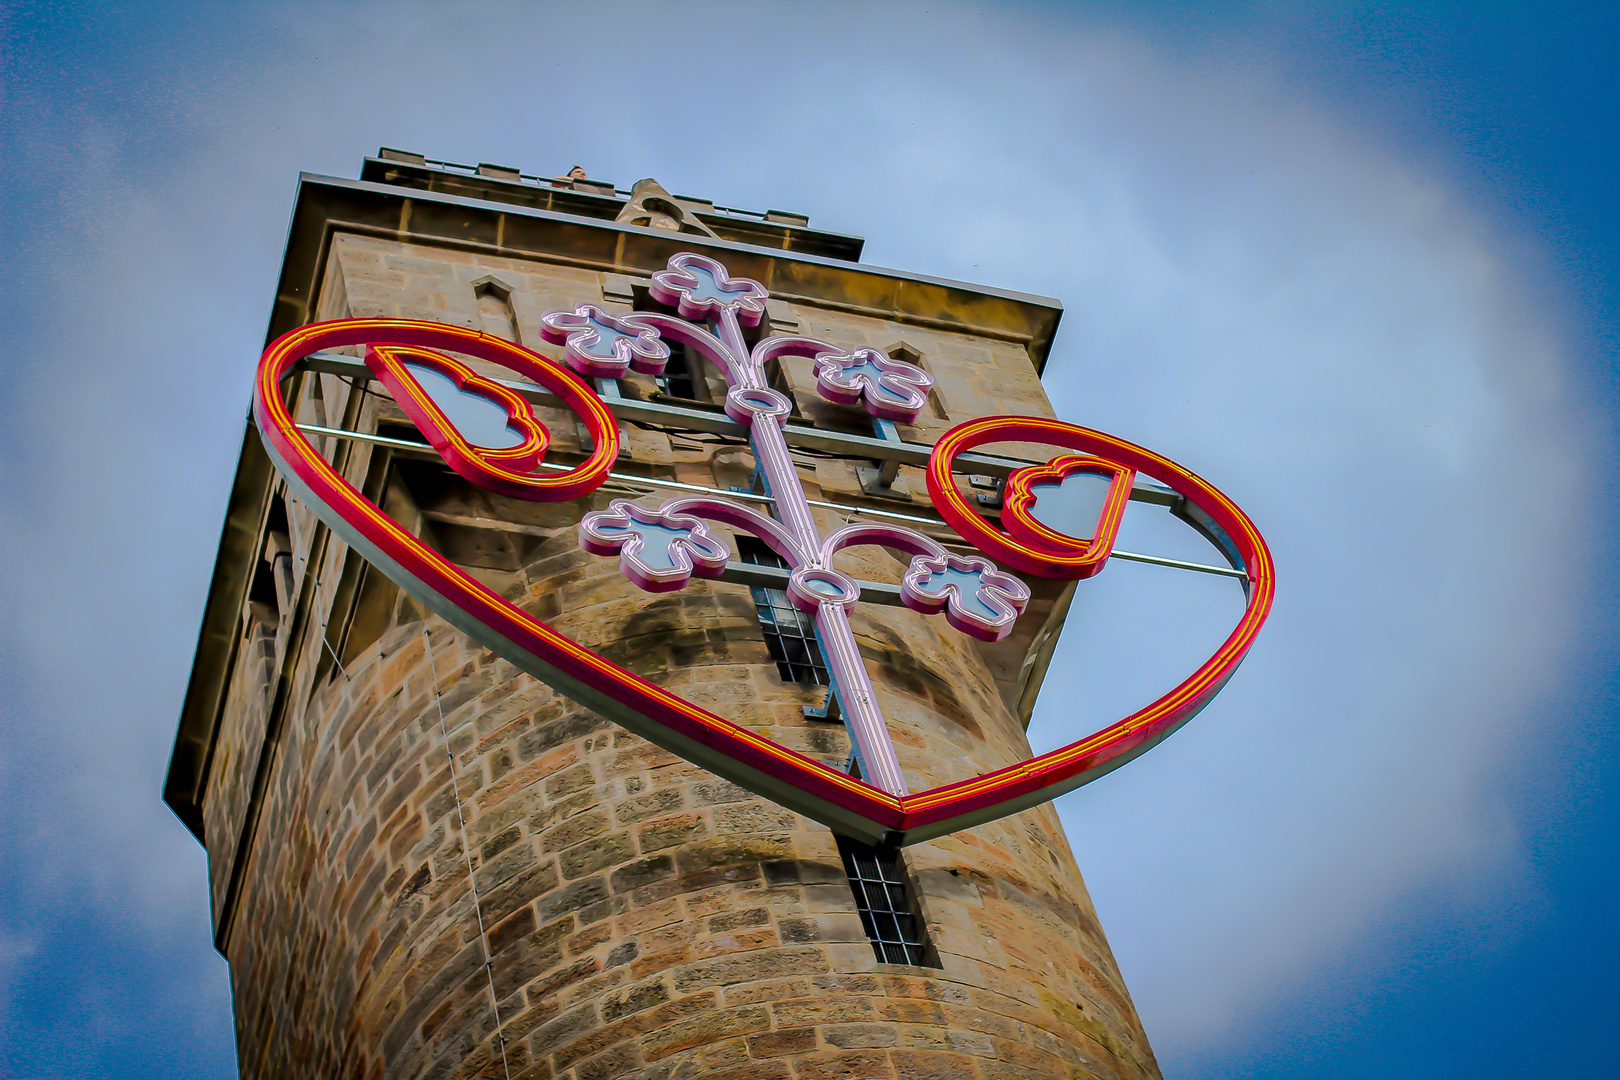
[900, 553, 1031, 642]
[812, 347, 934, 422]
[648, 251, 768, 325]
[538, 304, 671, 379]
[579, 500, 730, 593]
[252, 252, 1274, 847]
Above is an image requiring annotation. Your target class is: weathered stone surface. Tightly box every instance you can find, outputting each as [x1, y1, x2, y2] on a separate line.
[199, 221, 1162, 1080]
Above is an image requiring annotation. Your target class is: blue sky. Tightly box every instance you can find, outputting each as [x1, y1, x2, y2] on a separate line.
[0, 2, 1616, 1077]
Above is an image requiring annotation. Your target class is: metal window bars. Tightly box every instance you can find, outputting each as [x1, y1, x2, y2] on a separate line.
[735, 537, 831, 686]
[837, 836, 932, 967]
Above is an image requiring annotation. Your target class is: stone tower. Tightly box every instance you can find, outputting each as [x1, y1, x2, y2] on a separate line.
[167, 151, 1164, 1080]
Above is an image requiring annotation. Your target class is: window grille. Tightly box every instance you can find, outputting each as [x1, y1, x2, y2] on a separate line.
[653, 341, 700, 400]
[837, 836, 933, 966]
[735, 537, 829, 686]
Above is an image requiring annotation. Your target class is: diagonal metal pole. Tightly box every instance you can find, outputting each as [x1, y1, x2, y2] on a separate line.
[715, 305, 910, 797]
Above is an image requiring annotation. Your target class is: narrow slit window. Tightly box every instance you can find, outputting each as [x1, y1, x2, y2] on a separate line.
[472, 280, 518, 341]
[837, 836, 933, 967]
[735, 536, 829, 686]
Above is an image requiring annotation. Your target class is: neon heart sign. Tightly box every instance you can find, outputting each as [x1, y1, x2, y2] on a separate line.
[253, 253, 1273, 846]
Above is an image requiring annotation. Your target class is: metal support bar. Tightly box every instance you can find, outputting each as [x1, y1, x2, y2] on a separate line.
[857, 417, 907, 499]
[295, 423, 779, 504]
[873, 418, 902, 487]
[296, 352, 1178, 499]
[804, 681, 845, 722]
[1109, 550, 1248, 578]
[292, 422, 1246, 580]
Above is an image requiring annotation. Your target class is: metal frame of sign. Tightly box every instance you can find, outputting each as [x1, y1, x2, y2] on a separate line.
[253, 253, 1274, 846]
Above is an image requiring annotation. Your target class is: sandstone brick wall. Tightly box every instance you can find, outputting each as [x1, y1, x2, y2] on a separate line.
[200, 232, 1163, 1080]
[202, 617, 275, 925]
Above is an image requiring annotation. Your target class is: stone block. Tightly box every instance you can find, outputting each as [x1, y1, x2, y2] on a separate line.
[793, 1049, 896, 1080]
[708, 907, 770, 933]
[636, 811, 711, 853]
[822, 1023, 899, 1049]
[705, 1061, 793, 1080]
[575, 1042, 643, 1080]
[672, 946, 829, 993]
[526, 1001, 598, 1058]
[720, 976, 813, 1007]
[608, 854, 675, 895]
[613, 787, 684, 825]
[535, 877, 608, 923]
[540, 810, 609, 853]
[770, 996, 878, 1028]
[559, 834, 635, 880]
[887, 1051, 977, 1080]
[600, 977, 669, 1023]
[641, 1004, 770, 1061]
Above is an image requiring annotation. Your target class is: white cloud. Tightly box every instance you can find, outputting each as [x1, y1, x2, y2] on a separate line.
[0, 929, 39, 1032]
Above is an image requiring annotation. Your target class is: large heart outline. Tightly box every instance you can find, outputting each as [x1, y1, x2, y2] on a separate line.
[257, 319, 1274, 846]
